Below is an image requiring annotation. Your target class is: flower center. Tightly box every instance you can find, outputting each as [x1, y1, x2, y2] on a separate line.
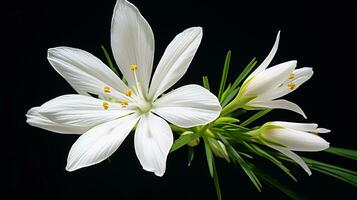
[137, 100, 152, 114]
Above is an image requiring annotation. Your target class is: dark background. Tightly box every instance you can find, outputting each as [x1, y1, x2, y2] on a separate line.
[5, 0, 356, 199]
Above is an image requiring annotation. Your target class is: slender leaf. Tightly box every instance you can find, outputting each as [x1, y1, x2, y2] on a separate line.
[221, 88, 239, 108]
[212, 157, 222, 200]
[231, 58, 257, 90]
[219, 135, 262, 191]
[218, 50, 231, 99]
[253, 167, 304, 200]
[187, 147, 195, 166]
[240, 109, 272, 126]
[203, 137, 214, 177]
[170, 132, 198, 153]
[220, 84, 232, 103]
[324, 147, 357, 160]
[202, 76, 210, 91]
[101, 45, 119, 75]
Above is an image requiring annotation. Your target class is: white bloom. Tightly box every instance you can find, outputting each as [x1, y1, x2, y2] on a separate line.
[26, 0, 221, 176]
[238, 32, 313, 118]
[258, 121, 330, 175]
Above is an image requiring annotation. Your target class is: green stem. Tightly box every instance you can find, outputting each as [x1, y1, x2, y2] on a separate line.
[221, 98, 243, 116]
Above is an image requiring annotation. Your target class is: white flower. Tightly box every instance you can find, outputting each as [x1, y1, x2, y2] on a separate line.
[26, 0, 221, 176]
[238, 32, 313, 118]
[257, 121, 330, 175]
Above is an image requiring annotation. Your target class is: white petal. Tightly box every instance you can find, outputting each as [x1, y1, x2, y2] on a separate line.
[248, 99, 306, 118]
[269, 121, 318, 132]
[111, 0, 154, 93]
[247, 31, 280, 79]
[134, 112, 173, 176]
[264, 128, 330, 151]
[39, 94, 135, 127]
[244, 61, 296, 97]
[264, 67, 314, 100]
[66, 113, 140, 171]
[152, 84, 221, 128]
[26, 107, 87, 134]
[48, 47, 130, 101]
[149, 27, 203, 100]
[316, 128, 331, 133]
[266, 143, 312, 176]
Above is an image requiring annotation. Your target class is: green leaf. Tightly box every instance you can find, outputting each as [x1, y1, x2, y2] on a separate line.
[244, 142, 296, 181]
[218, 50, 231, 99]
[202, 76, 210, 91]
[220, 84, 232, 103]
[253, 167, 304, 200]
[203, 137, 214, 177]
[324, 147, 357, 160]
[219, 135, 262, 191]
[170, 131, 199, 153]
[240, 109, 272, 126]
[203, 137, 222, 200]
[221, 88, 239, 108]
[187, 147, 195, 166]
[231, 57, 257, 90]
[101, 45, 119, 75]
[212, 157, 222, 200]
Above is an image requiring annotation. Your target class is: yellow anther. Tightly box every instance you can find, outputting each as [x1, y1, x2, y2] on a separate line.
[125, 89, 132, 97]
[130, 64, 138, 71]
[103, 85, 111, 93]
[102, 102, 109, 110]
[287, 82, 296, 90]
[288, 73, 295, 80]
[120, 101, 129, 108]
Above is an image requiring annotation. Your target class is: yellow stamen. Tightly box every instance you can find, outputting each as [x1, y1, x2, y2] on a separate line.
[288, 73, 295, 80]
[130, 64, 138, 71]
[103, 85, 111, 93]
[102, 102, 109, 110]
[287, 82, 296, 90]
[120, 101, 129, 108]
[125, 89, 132, 97]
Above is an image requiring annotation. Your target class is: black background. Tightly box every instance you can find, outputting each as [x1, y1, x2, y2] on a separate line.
[5, 0, 356, 199]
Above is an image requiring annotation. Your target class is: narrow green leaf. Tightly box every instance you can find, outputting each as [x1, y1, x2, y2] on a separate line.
[101, 45, 119, 75]
[208, 138, 230, 162]
[253, 167, 304, 200]
[203, 137, 214, 177]
[244, 142, 297, 181]
[324, 147, 357, 160]
[240, 109, 272, 126]
[218, 50, 231, 99]
[231, 57, 257, 90]
[219, 135, 262, 191]
[220, 84, 232, 103]
[212, 157, 222, 200]
[170, 132, 198, 153]
[187, 147, 195, 166]
[202, 76, 210, 91]
[221, 88, 239, 108]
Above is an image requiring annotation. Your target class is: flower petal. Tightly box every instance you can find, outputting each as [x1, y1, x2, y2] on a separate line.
[26, 107, 87, 134]
[149, 27, 203, 100]
[39, 94, 135, 127]
[266, 143, 312, 175]
[316, 128, 331, 133]
[152, 84, 221, 128]
[269, 121, 318, 132]
[248, 99, 306, 118]
[66, 113, 140, 171]
[244, 60, 296, 97]
[48, 47, 130, 101]
[263, 67, 314, 100]
[111, 0, 154, 94]
[134, 112, 173, 176]
[247, 31, 280, 79]
[265, 128, 330, 151]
